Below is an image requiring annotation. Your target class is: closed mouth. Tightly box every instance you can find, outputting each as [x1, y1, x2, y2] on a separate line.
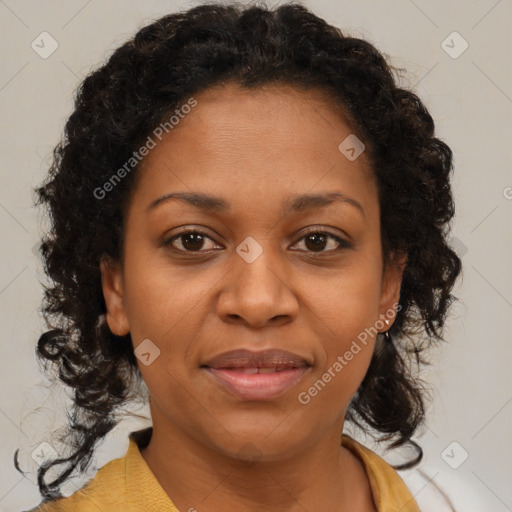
[201, 348, 312, 400]
[201, 348, 312, 371]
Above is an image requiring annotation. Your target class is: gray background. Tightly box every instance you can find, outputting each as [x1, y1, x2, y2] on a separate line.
[1, 1, 511, 511]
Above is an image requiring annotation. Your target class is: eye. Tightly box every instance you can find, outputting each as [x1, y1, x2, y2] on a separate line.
[291, 229, 352, 253]
[163, 229, 221, 252]
[163, 228, 352, 254]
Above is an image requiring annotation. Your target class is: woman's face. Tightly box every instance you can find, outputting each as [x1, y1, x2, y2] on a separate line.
[101, 82, 405, 461]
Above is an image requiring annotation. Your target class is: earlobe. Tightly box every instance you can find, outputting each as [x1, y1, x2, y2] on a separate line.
[100, 256, 130, 336]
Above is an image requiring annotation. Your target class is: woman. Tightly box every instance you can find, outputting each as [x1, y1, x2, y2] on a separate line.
[18, 2, 461, 511]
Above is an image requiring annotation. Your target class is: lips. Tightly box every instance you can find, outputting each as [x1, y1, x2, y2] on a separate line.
[202, 348, 311, 369]
[201, 349, 312, 400]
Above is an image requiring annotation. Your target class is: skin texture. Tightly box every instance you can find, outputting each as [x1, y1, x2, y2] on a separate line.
[101, 82, 406, 512]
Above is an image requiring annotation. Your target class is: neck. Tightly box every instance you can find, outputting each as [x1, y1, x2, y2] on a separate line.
[138, 415, 374, 511]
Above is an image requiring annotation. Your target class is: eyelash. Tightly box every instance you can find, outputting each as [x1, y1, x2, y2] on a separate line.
[162, 227, 352, 255]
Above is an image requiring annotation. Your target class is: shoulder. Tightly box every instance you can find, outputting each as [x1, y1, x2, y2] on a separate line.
[24, 427, 177, 512]
[24, 443, 130, 512]
[341, 434, 421, 512]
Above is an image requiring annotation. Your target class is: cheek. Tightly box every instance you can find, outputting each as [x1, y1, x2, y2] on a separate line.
[121, 247, 206, 339]
[296, 314, 377, 422]
[295, 349, 373, 429]
[297, 255, 381, 400]
[304, 254, 383, 336]
[121, 253, 221, 386]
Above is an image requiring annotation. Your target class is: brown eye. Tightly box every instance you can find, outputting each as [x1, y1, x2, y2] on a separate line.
[291, 230, 352, 253]
[304, 233, 329, 251]
[164, 230, 220, 252]
[163, 228, 351, 255]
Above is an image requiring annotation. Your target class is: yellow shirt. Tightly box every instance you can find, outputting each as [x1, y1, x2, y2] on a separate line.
[28, 428, 420, 512]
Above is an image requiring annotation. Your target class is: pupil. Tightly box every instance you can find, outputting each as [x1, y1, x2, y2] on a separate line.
[183, 233, 204, 251]
[306, 234, 326, 251]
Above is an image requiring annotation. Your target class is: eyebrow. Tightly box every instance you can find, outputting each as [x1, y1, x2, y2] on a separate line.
[146, 191, 365, 217]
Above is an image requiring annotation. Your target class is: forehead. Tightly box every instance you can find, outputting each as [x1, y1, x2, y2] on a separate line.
[130, 82, 376, 215]
[173, 82, 363, 154]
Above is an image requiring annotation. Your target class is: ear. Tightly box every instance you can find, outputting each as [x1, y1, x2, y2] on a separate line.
[378, 251, 407, 328]
[100, 255, 130, 336]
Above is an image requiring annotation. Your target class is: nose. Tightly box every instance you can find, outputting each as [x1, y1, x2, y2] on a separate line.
[216, 242, 299, 328]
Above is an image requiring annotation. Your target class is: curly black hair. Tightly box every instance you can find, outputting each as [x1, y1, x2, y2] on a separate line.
[15, 0, 462, 501]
